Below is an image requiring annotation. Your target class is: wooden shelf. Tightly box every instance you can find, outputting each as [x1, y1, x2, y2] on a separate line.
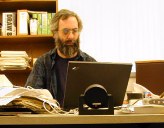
[0, 0, 58, 86]
[0, 35, 53, 38]
[0, 36, 54, 58]
[0, 0, 58, 12]
[0, 68, 32, 73]
[0, 35, 54, 44]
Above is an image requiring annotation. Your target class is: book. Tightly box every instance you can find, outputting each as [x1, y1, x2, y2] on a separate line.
[51, 13, 56, 18]
[17, 9, 29, 35]
[47, 13, 52, 35]
[37, 13, 42, 35]
[28, 11, 48, 35]
[41, 12, 48, 35]
[2, 12, 16, 36]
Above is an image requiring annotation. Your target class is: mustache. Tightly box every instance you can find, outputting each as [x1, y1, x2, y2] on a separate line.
[64, 40, 76, 44]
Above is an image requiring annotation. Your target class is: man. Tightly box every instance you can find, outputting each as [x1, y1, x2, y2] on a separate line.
[25, 9, 96, 107]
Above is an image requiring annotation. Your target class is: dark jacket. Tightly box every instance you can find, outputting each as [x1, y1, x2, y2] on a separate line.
[25, 48, 96, 99]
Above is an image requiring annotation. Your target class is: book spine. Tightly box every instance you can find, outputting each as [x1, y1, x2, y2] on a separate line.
[2, 13, 6, 36]
[51, 13, 56, 18]
[41, 12, 48, 35]
[6, 13, 12, 36]
[12, 13, 16, 35]
[47, 13, 52, 35]
[17, 10, 29, 35]
[37, 13, 42, 35]
[2, 12, 16, 36]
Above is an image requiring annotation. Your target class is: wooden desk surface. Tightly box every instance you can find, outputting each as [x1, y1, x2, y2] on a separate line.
[0, 113, 164, 125]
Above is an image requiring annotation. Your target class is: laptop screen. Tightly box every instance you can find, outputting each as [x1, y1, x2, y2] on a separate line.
[63, 61, 132, 110]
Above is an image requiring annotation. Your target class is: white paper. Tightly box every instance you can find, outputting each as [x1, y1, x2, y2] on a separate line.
[0, 74, 13, 88]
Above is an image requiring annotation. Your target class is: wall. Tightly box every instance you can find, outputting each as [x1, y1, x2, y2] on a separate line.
[58, 0, 164, 72]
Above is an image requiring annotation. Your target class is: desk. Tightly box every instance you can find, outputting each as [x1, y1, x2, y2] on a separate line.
[0, 113, 164, 128]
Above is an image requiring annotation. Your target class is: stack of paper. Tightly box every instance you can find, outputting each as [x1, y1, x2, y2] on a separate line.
[0, 51, 28, 57]
[0, 51, 31, 70]
[0, 87, 60, 114]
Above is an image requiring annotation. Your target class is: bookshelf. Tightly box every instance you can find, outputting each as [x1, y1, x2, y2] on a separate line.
[0, 0, 58, 86]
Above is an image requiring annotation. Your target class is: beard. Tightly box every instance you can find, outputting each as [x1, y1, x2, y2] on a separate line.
[55, 37, 80, 58]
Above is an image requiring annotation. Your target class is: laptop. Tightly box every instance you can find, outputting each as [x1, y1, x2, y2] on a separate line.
[63, 61, 132, 110]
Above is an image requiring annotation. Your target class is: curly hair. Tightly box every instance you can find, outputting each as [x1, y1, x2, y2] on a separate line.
[50, 9, 83, 35]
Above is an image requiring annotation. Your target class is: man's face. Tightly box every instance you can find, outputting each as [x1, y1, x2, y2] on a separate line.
[55, 16, 80, 58]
